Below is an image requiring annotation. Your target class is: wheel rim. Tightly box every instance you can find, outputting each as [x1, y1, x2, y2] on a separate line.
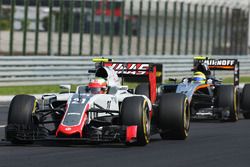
[32, 99, 38, 113]
[142, 100, 150, 143]
[183, 98, 190, 137]
[233, 88, 238, 120]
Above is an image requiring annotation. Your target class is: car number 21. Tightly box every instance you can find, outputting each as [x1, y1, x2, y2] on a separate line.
[72, 98, 86, 104]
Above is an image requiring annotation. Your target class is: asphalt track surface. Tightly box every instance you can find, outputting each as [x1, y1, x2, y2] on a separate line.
[0, 102, 250, 167]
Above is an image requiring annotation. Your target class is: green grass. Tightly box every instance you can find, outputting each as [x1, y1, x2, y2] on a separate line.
[165, 76, 250, 84]
[0, 76, 250, 95]
[0, 85, 77, 95]
[223, 76, 250, 83]
[0, 83, 136, 95]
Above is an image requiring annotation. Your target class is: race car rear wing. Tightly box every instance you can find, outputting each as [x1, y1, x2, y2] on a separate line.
[92, 58, 163, 103]
[193, 56, 239, 86]
[104, 62, 162, 81]
[92, 58, 162, 83]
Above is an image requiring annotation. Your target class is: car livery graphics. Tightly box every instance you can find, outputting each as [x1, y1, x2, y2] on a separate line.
[193, 57, 239, 86]
[104, 63, 150, 75]
[160, 57, 240, 121]
[5, 58, 189, 146]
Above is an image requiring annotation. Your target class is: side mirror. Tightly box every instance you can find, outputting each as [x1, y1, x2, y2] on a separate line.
[182, 78, 189, 83]
[88, 69, 96, 73]
[60, 84, 71, 94]
[169, 78, 177, 83]
[128, 88, 134, 94]
[207, 79, 213, 84]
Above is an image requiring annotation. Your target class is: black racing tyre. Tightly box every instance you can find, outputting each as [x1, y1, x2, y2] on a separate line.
[7, 94, 37, 144]
[241, 84, 250, 119]
[121, 96, 150, 146]
[158, 93, 190, 140]
[135, 83, 150, 99]
[215, 85, 239, 121]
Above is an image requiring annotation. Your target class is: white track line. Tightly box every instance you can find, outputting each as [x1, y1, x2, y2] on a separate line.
[0, 125, 6, 128]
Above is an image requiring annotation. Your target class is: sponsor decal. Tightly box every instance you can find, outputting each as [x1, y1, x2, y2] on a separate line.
[202, 59, 235, 66]
[104, 63, 149, 75]
[65, 127, 72, 131]
[107, 100, 111, 109]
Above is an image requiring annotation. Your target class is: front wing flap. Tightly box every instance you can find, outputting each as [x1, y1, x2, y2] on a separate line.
[4, 124, 138, 144]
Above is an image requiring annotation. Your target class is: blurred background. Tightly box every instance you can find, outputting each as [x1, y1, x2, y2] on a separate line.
[0, 0, 249, 56]
[0, 0, 249, 88]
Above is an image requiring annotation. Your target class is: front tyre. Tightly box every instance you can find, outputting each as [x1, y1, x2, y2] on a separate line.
[241, 84, 250, 119]
[158, 93, 190, 140]
[216, 85, 239, 121]
[121, 96, 150, 146]
[6, 95, 37, 144]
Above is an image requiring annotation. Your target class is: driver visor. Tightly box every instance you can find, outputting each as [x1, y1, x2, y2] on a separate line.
[89, 87, 103, 94]
[193, 77, 205, 81]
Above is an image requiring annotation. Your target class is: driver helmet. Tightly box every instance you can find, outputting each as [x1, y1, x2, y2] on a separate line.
[193, 71, 206, 84]
[196, 63, 211, 76]
[88, 77, 108, 94]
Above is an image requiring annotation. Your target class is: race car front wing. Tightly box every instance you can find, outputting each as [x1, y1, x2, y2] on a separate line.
[4, 124, 138, 144]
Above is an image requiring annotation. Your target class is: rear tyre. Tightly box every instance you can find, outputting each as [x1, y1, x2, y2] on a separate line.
[6, 95, 37, 144]
[241, 84, 250, 119]
[135, 83, 149, 98]
[121, 96, 150, 146]
[216, 85, 238, 121]
[158, 93, 190, 140]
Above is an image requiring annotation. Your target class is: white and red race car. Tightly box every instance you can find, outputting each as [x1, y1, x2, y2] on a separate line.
[5, 58, 190, 146]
